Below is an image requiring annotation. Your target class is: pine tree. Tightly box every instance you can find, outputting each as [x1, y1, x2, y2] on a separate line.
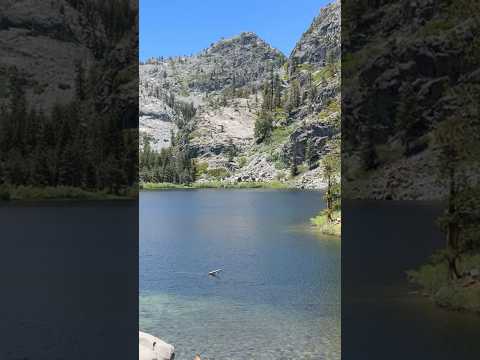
[290, 141, 299, 177]
[395, 84, 418, 155]
[274, 74, 282, 108]
[254, 112, 273, 144]
[75, 61, 86, 101]
[305, 137, 316, 169]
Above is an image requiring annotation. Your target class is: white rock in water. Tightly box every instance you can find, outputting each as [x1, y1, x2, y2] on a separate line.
[139, 331, 175, 360]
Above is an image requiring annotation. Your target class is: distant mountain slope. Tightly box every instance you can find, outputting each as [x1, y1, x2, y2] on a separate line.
[140, 32, 285, 149]
[140, 1, 340, 189]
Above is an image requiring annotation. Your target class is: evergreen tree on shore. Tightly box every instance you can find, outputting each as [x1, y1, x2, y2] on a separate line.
[0, 65, 137, 195]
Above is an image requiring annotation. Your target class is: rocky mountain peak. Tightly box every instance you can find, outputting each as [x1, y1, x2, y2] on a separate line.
[290, 0, 340, 67]
[204, 31, 285, 64]
[209, 31, 261, 48]
[140, 31, 286, 149]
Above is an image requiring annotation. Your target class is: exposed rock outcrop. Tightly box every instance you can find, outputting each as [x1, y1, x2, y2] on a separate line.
[290, 0, 340, 68]
[342, 0, 480, 199]
[0, 0, 138, 122]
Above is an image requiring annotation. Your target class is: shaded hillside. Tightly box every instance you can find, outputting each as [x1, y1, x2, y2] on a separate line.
[342, 0, 480, 200]
[0, 0, 138, 196]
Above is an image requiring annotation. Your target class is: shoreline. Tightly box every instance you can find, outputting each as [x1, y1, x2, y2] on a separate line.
[310, 211, 341, 237]
[140, 181, 325, 191]
[407, 254, 480, 314]
[0, 185, 137, 201]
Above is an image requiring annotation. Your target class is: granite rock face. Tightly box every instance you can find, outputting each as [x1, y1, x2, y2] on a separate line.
[342, 0, 480, 199]
[0, 0, 138, 120]
[0, 0, 99, 110]
[290, 0, 340, 68]
[140, 31, 285, 150]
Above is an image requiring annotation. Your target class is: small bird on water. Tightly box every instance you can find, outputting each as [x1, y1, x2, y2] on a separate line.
[194, 354, 201, 360]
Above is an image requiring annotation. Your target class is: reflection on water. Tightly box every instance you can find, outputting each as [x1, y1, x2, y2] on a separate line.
[0, 201, 138, 360]
[140, 190, 340, 360]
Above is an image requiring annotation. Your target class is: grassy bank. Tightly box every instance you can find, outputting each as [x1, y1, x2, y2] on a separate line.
[311, 210, 341, 237]
[407, 254, 480, 313]
[141, 181, 291, 190]
[0, 185, 135, 201]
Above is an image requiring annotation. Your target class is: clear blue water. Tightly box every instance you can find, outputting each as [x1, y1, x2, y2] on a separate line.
[140, 190, 341, 360]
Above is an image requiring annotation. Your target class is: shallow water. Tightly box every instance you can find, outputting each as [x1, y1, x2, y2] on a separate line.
[140, 190, 340, 360]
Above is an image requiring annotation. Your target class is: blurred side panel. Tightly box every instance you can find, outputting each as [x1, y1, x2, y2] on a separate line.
[342, 0, 480, 359]
[0, 1, 139, 359]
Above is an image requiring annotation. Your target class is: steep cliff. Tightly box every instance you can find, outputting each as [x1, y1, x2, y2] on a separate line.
[0, 0, 138, 119]
[342, 0, 480, 199]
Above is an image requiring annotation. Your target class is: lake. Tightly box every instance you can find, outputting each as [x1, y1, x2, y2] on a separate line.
[342, 200, 480, 360]
[139, 190, 341, 360]
[0, 200, 138, 360]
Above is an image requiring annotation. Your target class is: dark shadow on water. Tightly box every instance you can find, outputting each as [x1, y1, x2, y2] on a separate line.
[0, 200, 138, 359]
[342, 200, 480, 360]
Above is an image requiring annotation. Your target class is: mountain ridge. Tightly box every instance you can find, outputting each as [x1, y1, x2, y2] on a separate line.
[140, 1, 340, 189]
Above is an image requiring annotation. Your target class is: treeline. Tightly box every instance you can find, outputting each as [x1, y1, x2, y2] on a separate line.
[0, 66, 137, 194]
[139, 135, 196, 184]
[65, 0, 137, 42]
[139, 100, 198, 184]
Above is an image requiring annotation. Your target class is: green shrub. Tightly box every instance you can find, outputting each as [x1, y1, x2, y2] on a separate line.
[195, 161, 209, 177]
[313, 64, 335, 83]
[297, 63, 315, 73]
[434, 285, 480, 312]
[326, 99, 340, 113]
[406, 262, 449, 296]
[274, 160, 287, 170]
[407, 253, 480, 298]
[269, 126, 292, 145]
[419, 19, 454, 37]
[254, 114, 273, 144]
[298, 164, 309, 174]
[0, 185, 11, 200]
[238, 157, 247, 168]
[207, 168, 229, 179]
[142, 182, 192, 190]
[311, 210, 341, 237]
[141, 181, 290, 190]
[9, 186, 115, 200]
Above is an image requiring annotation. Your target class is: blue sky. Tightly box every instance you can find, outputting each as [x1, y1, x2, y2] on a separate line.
[140, 0, 331, 60]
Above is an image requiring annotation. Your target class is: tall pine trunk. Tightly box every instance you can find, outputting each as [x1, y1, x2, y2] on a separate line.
[327, 173, 333, 222]
[446, 166, 461, 280]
